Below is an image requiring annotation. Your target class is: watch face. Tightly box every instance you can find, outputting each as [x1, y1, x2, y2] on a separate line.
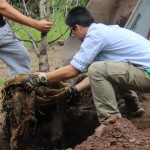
[41, 76, 47, 82]
[38, 73, 47, 83]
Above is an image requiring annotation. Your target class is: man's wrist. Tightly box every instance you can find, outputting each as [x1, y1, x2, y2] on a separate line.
[71, 85, 79, 95]
[38, 73, 48, 84]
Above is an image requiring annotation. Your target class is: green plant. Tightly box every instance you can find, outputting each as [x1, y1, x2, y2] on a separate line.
[11, 0, 90, 47]
[0, 79, 5, 86]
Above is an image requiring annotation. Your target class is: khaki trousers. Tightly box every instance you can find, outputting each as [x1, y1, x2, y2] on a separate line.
[88, 61, 150, 123]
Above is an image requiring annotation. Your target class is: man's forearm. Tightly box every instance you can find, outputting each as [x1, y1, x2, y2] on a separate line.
[0, 0, 37, 28]
[45, 65, 80, 83]
[76, 77, 91, 92]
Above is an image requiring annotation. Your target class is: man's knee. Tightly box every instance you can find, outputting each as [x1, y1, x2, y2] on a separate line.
[88, 61, 106, 77]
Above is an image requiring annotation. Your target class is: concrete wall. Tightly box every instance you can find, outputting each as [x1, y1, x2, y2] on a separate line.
[61, 0, 139, 65]
[126, 0, 150, 38]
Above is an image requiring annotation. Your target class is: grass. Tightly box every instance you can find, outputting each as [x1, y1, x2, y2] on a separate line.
[0, 80, 5, 86]
[13, 13, 70, 47]
[10, 0, 90, 47]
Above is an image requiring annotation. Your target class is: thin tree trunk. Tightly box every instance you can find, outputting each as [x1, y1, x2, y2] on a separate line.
[39, 0, 50, 72]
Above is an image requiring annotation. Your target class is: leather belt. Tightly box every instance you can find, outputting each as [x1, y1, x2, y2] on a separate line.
[0, 20, 6, 27]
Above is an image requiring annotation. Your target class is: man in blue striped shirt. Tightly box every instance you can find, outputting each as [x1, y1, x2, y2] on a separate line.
[24, 6, 150, 124]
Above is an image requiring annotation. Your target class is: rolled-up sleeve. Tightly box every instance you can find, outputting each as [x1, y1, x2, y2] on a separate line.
[70, 33, 104, 72]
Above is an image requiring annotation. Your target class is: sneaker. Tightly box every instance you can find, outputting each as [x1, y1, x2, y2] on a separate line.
[119, 105, 144, 117]
[129, 107, 144, 117]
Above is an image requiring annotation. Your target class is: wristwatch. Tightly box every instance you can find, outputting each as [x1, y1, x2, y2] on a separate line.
[38, 73, 48, 84]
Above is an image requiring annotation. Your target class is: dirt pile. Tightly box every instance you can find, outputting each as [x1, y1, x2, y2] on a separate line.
[1, 74, 150, 150]
[68, 116, 150, 150]
[0, 74, 71, 150]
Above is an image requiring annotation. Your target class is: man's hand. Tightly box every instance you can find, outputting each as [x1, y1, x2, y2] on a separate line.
[67, 85, 81, 107]
[24, 75, 41, 92]
[35, 20, 53, 33]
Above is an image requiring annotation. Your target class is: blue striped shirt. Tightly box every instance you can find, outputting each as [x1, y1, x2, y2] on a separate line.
[70, 23, 150, 72]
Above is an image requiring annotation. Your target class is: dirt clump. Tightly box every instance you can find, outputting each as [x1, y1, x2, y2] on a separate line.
[0, 74, 71, 150]
[2, 76, 150, 150]
[68, 116, 150, 150]
[1, 67, 150, 149]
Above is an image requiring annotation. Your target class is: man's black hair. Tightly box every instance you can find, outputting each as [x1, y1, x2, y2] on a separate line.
[65, 6, 94, 30]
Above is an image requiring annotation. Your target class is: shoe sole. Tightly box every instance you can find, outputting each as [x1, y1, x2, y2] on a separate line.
[130, 108, 144, 117]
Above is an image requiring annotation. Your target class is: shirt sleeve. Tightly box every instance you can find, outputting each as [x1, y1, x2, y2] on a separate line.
[70, 33, 104, 72]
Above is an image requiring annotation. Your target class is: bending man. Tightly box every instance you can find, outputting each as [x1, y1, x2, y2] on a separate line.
[24, 6, 150, 124]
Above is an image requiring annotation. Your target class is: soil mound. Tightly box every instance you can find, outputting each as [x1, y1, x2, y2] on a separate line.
[69, 117, 150, 150]
[1, 74, 150, 150]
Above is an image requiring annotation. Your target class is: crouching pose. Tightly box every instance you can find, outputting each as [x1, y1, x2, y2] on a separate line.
[24, 6, 150, 124]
